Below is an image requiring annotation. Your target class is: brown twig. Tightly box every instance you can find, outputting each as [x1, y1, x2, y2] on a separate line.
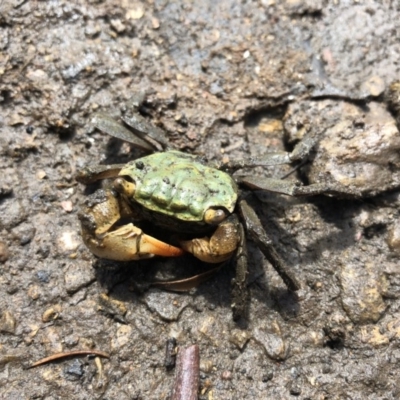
[28, 350, 110, 369]
[171, 344, 200, 400]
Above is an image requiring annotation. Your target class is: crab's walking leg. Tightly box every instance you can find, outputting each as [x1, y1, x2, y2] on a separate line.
[219, 132, 319, 172]
[238, 176, 360, 198]
[239, 200, 301, 292]
[78, 189, 183, 261]
[179, 215, 241, 264]
[75, 164, 125, 185]
[91, 92, 171, 152]
[231, 221, 249, 321]
[91, 113, 158, 152]
[121, 111, 170, 151]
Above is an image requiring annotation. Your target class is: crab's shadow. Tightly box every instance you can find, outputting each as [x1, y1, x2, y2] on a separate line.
[92, 253, 236, 322]
[244, 192, 364, 320]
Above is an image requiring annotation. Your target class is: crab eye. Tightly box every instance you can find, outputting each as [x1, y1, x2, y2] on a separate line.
[113, 177, 136, 197]
[204, 208, 227, 224]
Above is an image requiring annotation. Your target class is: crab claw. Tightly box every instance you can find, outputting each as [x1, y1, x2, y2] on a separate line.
[138, 227, 184, 258]
[179, 216, 240, 263]
[82, 223, 184, 261]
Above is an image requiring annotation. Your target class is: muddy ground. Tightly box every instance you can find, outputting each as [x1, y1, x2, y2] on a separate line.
[1, 1, 400, 399]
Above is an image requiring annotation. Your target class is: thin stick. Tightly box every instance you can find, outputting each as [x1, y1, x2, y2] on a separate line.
[171, 345, 200, 400]
[28, 350, 110, 369]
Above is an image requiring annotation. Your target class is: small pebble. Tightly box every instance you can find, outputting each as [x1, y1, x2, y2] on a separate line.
[0, 311, 17, 334]
[221, 370, 232, 380]
[57, 231, 80, 253]
[98, 293, 127, 321]
[60, 201, 73, 213]
[361, 75, 385, 97]
[289, 382, 302, 396]
[387, 222, 400, 255]
[36, 170, 47, 180]
[20, 235, 32, 245]
[253, 327, 289, 361]
[110, 19, 126, 33]
[200, 360, 213, 373]
[64, 261, 95, 294]
[126, 6, 144, 20]
[262, 372, 273, 382]
[27, 284, 41, 300]
[37, 270, 51, 283]
[84, 22, 100, 38]
[64, 359, 84, 381]
[42, 305, 61, 322]
[111, 325, 133, 350]
[152, 17, 160, 29]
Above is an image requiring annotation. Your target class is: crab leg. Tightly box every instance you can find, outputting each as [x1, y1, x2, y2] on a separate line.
[179, 215, 240, 263]
[85, 223, 184, 261]
[239, 199, 301, 291]
[219, 132, 320, 172]
[75, 164, 125, 185]
[79, 189, 183, 261]
[91, 93, 171, 153]
[92, 113, 157, 152]
[231, 221, 249, 320]
[238, 176, 360, 198]
[121, 92, 171, 150]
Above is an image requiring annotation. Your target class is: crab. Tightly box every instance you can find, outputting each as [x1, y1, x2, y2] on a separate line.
[76, 94, 355, 320]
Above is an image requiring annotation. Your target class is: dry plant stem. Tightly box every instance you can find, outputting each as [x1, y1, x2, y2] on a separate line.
[171, 345, 200, 400]
[28, 350, 110, 369]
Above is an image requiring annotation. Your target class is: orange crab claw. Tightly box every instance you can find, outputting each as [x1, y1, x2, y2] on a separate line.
[82, 223, 184, 261]
[139, 232, 184, 258]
